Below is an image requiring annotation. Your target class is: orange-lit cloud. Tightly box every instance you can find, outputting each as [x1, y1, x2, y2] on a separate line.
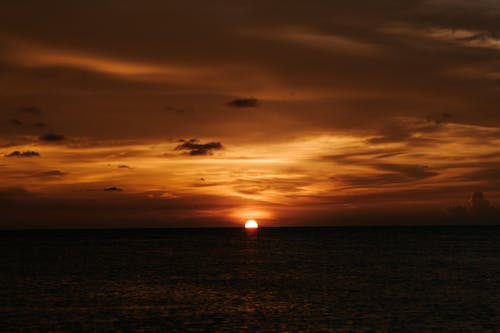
[1, 39, 215, 82]
[243, 27, 382, 55]
[1, 119, 500, 227]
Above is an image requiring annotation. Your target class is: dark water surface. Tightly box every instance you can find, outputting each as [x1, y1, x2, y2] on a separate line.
[1, 227, 500, 332]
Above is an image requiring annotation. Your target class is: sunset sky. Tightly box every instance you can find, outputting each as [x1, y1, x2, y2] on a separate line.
[1, 0, 499, 228]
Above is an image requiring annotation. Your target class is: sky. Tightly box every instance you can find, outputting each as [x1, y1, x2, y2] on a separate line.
[1, 0, 499, 228]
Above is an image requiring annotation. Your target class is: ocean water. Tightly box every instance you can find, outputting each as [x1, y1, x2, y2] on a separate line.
[1, 227, 499, 332]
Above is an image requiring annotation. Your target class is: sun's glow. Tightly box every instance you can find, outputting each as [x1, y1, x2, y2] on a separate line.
[245, 219, 259, 229]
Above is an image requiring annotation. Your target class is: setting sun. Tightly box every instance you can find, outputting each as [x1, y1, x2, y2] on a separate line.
[245, 220, 259, 229]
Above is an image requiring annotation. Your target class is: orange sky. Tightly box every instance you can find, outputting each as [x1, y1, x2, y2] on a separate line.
[1, 1, 499, 227]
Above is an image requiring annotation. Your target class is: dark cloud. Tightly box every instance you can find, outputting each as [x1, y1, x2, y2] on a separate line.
[118, 165, 131, 169]
[10, 118, 22, 126]
[104, 186, 123, 192]
[373, 163, 438, 179]
[477, 151, 500, 159]
[164, 105, 195, 115]
[227, 98, 259, 108]
[5, 150, 40, 158]
[12, 106, 42, 115]
[35, 170, 66, 178]
[234, 177, 309, 195]
[451, 168, 500, 190]
[469, 191, 497, 217]
[367, 117, 448, 145]
[446, 192, 498, 222]
[34, 122, 47, 128]
[0, 187, 36, 203]
[376, 152, 402, 159]
[366, 122, 415, 144]
[175, 139, 223, 156]
[458, 168, 500, 182]
[325, 147, 439, 183]
[332, 163, 438, 187]
[426, 112, 451, 125]
[323, 148, 402, 162]
[333, 173, 414, 187]
[39, 133, 65, 142]
[0, 189, 242, 228]
[446, 204, 469, 221]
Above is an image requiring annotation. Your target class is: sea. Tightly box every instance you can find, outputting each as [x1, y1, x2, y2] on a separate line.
[1, 227, 499, 332]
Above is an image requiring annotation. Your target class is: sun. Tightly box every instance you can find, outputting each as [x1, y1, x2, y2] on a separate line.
[245, 219, 259, 229]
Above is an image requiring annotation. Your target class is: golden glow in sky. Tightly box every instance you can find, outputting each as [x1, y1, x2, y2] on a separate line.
[0, 0, 499, 227]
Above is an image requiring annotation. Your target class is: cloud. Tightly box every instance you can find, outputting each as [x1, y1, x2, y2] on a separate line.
[244, 27, 382, 55]
[332, 163, 438, 187]
[459, 168, 500, 182]
[323, 148, 403, 162]
[104, 187, 123, 192]
[469, 191, 496, 214]
[426, 112, 451, 125]
[373, 163, 438, 179]
[118, 165, 131, 169]
[233, 177, 310, 196]
[367, 117, 449, 145]
[422, 0, 500, 11]
[175, 139, 223, 156]
[0, 188, 244, 228]
[446, 204, 470, 220]
[227, 98, 259, 108]
[34, 122, 47, 128]
[35, 170, 66, 178]
[0, 187, 36, 202]
[5, 151, 40, 158]
[446, 192, 498, 221]
[332, 173, 415, 187]
[39, 133, 65, 142]
[164, 105, 196, 115]
[454, 168, 500, 190]
[10, 118, 22, 126]
[11, 106, 42, 115]
[367, 122, 418, 144]
[426, 28, 500, 52]
[384, 24, 500, 53]
[2, 40, 217, 85]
